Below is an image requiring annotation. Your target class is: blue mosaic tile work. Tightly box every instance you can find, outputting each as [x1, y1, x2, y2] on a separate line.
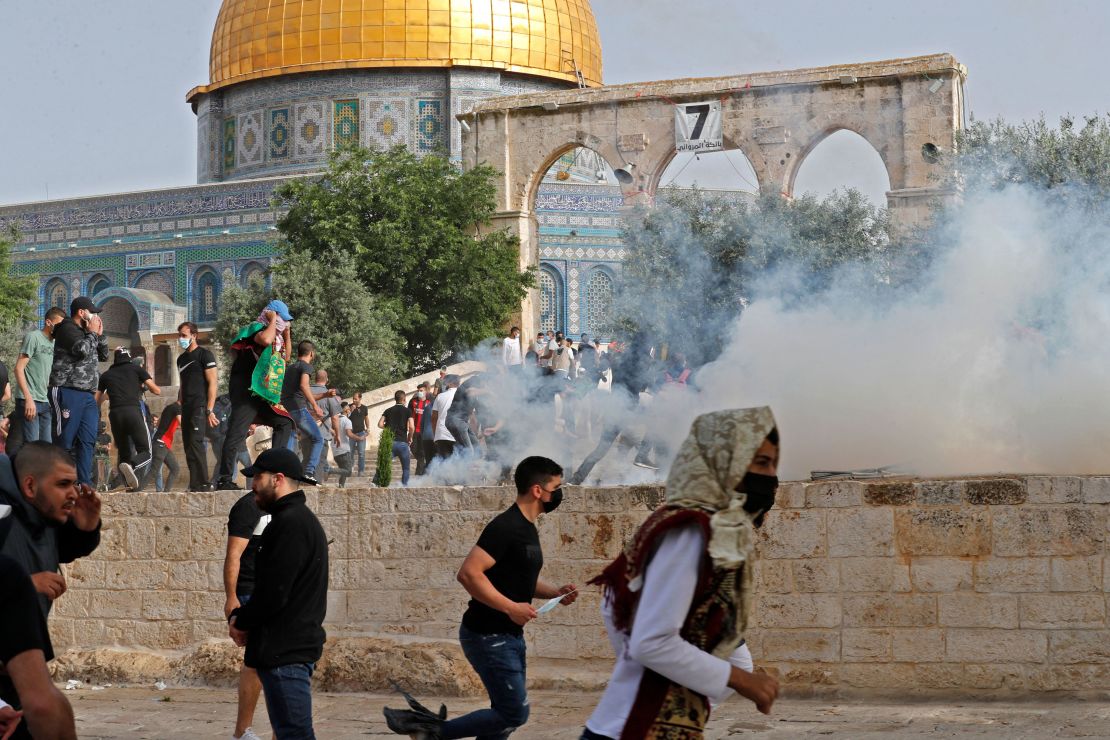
[334, 100, 359, 148]
[295, 102, 327, 158]
[270, 108, 291, 160]
[223, 118, 237, 171]
[238, 111, 264, 166]
[415, 99, 445, 153]
[364, 98, 409, 149]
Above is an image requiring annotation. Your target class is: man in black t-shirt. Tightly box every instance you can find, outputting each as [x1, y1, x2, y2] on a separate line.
[0, 554, 77, 739]
[96, 348, 160, 491]
[224, 492, 271, 740]
[377, 390, 413, 486]
[176, 322, 219, 491]
[383, 456, 574, 739]
[279, 341, 329, 482]
[348, 392, 369, 476]
[445, 375, 487, 455]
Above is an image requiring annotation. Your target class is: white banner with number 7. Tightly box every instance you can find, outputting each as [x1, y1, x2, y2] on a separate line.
[675, 100, 724, 153]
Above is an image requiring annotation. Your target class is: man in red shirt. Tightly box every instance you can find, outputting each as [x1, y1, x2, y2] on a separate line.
[140, 403, 181, 491]
[407, 382, 433, 475]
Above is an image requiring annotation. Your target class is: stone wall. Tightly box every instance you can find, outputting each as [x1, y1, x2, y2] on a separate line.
[49, 477, 1110, 694]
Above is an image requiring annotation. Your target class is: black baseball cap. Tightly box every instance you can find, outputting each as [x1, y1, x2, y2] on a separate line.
[241, 448, 318, 485]
[70, 296, 102, 314]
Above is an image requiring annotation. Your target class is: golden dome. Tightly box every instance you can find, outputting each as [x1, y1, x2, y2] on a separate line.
[188, 0, 603, 101]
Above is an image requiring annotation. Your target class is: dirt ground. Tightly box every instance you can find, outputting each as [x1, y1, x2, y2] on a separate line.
[66, 685, 1110, 738]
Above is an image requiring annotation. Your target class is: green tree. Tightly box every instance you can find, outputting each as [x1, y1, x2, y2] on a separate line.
[275, 146, 533, 372]
[613, 188, 892, 367]
[214, 255, 406, 395]
[0, 225, 42, 381]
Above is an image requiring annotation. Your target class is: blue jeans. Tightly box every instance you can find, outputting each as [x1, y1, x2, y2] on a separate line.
[258, 662, 315, 739]
[49, 387, 99, 486]
[352, 436, 366, 475]
[287, 408, 323, 474]
[21, 400, 52, 444]
[442, 626, 529, 740]
[391, 441, 411, 486]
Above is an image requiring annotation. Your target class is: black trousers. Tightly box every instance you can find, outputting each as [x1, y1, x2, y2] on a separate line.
[108, 406, 152, 480]
[181, 404, 209, 490]
[435, 440, 455, 459]
[139, 440, 179, 491]
[217, 391, 293, 482]
[571, 424, 621, 485]
[412, 435, 433, 474]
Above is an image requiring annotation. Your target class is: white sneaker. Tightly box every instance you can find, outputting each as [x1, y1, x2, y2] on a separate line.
[234, 729, 263, 740]
[119, 463, 139, 490]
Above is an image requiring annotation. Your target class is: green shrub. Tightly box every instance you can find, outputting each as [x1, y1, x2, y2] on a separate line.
[373, 427, 394, 487]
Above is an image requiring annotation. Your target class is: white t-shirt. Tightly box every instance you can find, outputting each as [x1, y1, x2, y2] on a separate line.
[432, 387, 457, 442]
[584, 524, 752, 738]
[333, 415, 353, 455]
[502, 336, 523, 366]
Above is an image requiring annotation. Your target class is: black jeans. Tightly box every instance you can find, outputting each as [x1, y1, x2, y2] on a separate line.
[181, 404, 209, 490]
[435, 440, 455, 459]
[139, 440, 179, 491]
[217, 391, 293, 483]
[580, 729, 614, 740]
[571, 425, 621, 485]
[109, 406, 152, 481]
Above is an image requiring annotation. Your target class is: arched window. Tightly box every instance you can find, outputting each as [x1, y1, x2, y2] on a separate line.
[585, 268, 614, 336]
[194, 269, 220, 324]
[87, 274, 111, 297]
[46, 279, 68, 312]
[240, 261, 266, 288]
[134, 270, 174, 300]
[539, 266, 564, 334]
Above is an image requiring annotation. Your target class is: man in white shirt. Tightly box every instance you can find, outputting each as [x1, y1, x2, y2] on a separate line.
[582, 408, 781, 739]
[530, 333, 546, 365]
[430, 375, 460, 459]
[501, 327, 523, 372]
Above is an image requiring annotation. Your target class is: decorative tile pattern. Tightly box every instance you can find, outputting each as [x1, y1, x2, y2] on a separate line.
[568, 266, 581, 333]
[364, 98, 409, 149]
[269, 108, 291, 160]
[133, 270, 175, 301]
[197, 124, 209, 179]
[238, 111, 264, 166]
[415, 99, 445, 153]
[539, 266, 562, 335]
[586, 268, 614, 335]
[294, 102, 327, 158]
[223, 118, 237, 171]
[334, 100, 359, 149]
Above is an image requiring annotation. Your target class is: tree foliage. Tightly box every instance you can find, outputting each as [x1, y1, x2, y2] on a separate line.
[274, 146, 533, 373]
[613, 188, 892, 367]
[214, 252, 405, 394]
[0, 225, 41, 378]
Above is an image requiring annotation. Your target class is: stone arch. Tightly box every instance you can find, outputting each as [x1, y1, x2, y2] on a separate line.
[193, 267, 221, 324]
[44, 278, 69, 312]
[87, 273, 112, 297]
[538, 264, 565, 334]
[240, 260, 267, 288]
[584, 265, 616, 338]
[784, 125, 897, 201]
[647, 144, 764, 196]
[523, 142, 624, 219]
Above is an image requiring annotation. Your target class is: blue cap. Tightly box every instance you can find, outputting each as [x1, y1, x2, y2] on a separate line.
[266, 299, 293, 322]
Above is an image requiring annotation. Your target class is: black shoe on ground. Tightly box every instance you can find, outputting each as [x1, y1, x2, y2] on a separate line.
[215, 480, 242, 491]
[302, 473, 319, 486]
[633, 458, 659, 471]
[188, 484, 212, 492]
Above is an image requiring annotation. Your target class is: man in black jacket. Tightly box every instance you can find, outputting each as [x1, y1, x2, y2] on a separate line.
[0, 442, 101, 618]
[96, 348, 161, 490]
[228, 448, 327, 739]
[48, 296, 109, 488]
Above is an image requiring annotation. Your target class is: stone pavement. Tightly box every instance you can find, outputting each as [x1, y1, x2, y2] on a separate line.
[69, 686, 1110, 738]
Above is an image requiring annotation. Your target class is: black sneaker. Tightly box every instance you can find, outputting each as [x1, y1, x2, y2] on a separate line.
[633, 458, 659, 471]
[215, 480, 243, 491]
[302, 473, 320, 486]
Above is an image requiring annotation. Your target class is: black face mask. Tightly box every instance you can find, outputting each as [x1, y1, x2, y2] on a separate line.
[542, 487, 564, 514]
[738, 472, 779, 527]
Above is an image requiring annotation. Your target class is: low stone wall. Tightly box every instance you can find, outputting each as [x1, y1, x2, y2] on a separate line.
[49, 477, 1110, 695]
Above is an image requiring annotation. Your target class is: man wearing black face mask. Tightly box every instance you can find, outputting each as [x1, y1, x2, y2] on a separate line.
[383, 456, 576, 739]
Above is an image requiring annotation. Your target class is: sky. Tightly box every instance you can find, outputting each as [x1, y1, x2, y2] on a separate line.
[0, 0, 1106, 206]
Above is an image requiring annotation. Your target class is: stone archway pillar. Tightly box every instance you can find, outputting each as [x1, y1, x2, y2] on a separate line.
[490, 209, 540, 342]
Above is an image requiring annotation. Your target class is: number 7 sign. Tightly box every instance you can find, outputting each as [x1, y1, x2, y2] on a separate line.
[675, 100, 724, 153]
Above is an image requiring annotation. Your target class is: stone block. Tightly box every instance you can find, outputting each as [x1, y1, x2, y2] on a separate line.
[146, 493, 183, 516]
[938, 593, 1018, 628]
[159, 620, 193, 649]
[758, 559, 793, 593]
[326, 590, 348, 624]
[1049, 630, 1110, 664]
[761, 630, 840, 662]
[915, 481, 964, 506]
[142, 591, 187, 620]
[1082, 477, 1110, 504]
[838, 557, 903, 593]
[314, 489, 353, 515]
[155, 519, 192, 560]
[104, 561, 168, 590]
[182, 493, 214, 517]
[965, 479, 1026, 505]
[1021, 594, 1105, 629]
[837, 663, 917, 689]
[777, 482, 806, 509]
[191, 518, 228, 560]
[841, 629, 890, 662]
[992, 507, 1104, 557]
[792, 560, 839, 593]
[104, 491, 146, 516]
[759, 510, 825, 559]
[52, 590, 89, 619]
[964, 663, 1028, 690]
[1025, 477, 1082, 504]
[946, 629, 1047, 663]
[1028, 664, 1110, 691]
[863, 482, 915, 506]
[347, 590, 405, 622]
[974, 558, 1049, 593]
[390, 488, 460, 513]
[910, 557, 973, 592]
[827, 508, 893, 557]
[89, 590, 143, 619]
[892, 628, 944, 662]
[894, 509, 990, 557]
[914, 664, 966, 689]
[752, 594, 841, 629]
[1050, 556, 1101, 592]
[843, 594, 935, 627]
[167, 561, 207, 591]
[804, 481, 862, 508]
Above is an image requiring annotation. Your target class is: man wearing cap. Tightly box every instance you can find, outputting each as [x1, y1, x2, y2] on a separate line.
[227, 448, 328, 739]
[215, 302, 295, 491]
[96, 348, 161, 491]
[48, 297, 109, 487]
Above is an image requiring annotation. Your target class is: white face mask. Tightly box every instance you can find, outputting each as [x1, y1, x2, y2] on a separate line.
[178, 337, 191, 350]
[416, 391, 426, 400]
